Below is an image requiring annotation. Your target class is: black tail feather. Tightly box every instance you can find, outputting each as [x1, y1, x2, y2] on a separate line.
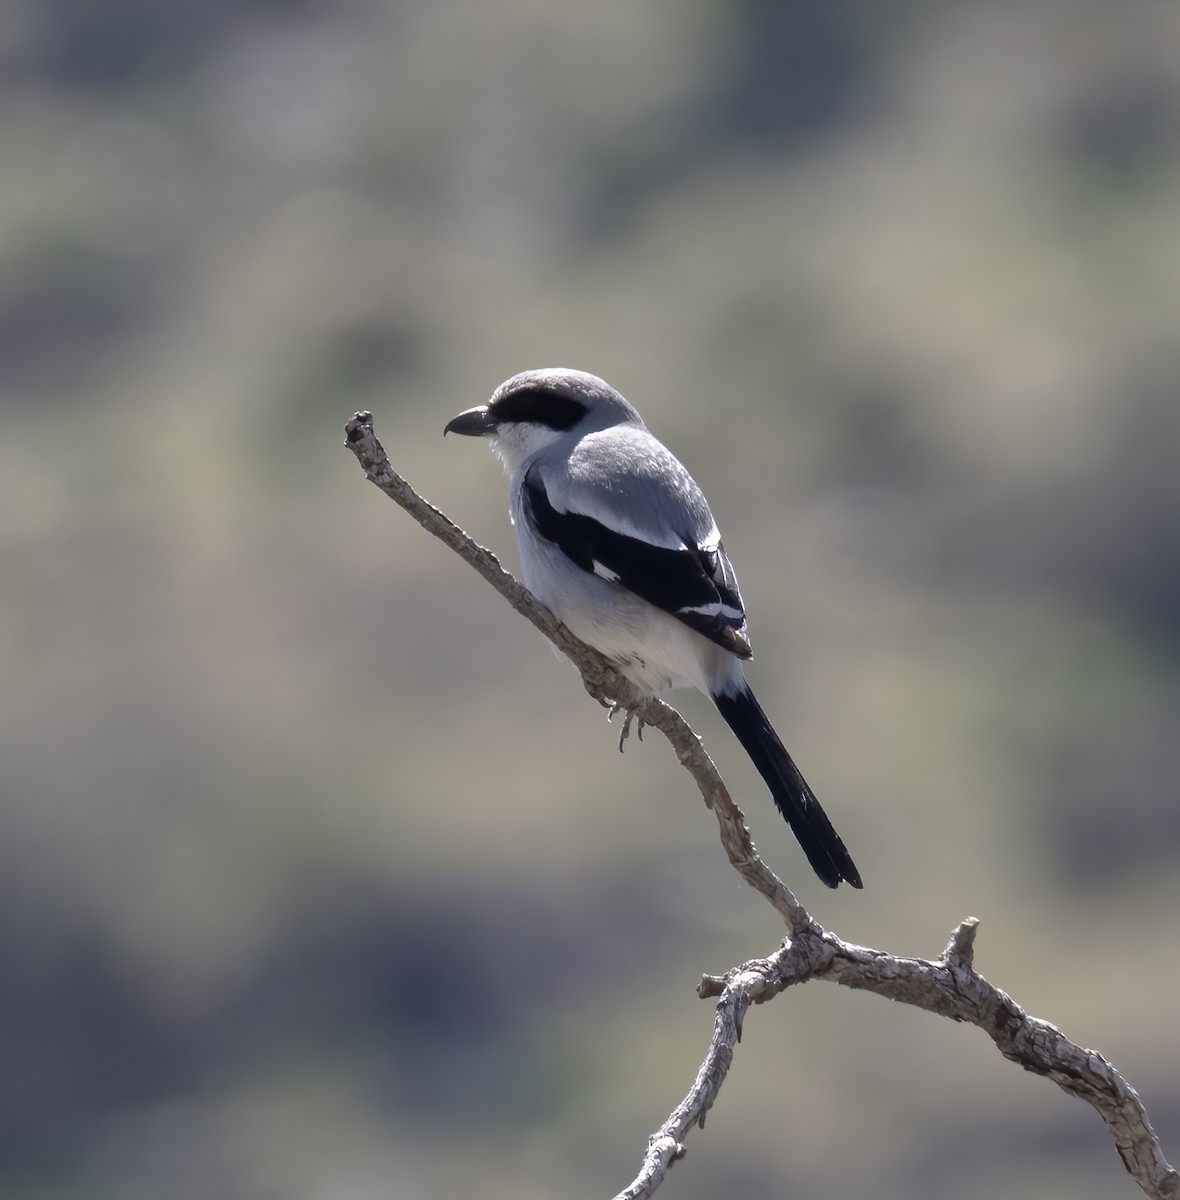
[713, 686, 862, 889]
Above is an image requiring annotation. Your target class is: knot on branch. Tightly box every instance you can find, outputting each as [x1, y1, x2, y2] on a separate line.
[941, 916, 979, 971]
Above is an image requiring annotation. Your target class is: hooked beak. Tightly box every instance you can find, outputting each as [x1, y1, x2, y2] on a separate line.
[443, 405, 498, 437]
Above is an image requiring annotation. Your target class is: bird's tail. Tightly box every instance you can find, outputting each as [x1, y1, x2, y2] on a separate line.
[713, 684, 862, 889]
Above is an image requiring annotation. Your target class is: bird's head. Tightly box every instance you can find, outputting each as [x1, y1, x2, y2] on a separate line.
[445, 368, 642, 472]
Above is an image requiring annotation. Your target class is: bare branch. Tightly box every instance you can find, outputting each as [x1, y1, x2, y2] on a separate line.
[818, 923, 1178, 1200]
[614, 939, 820, 1200]
[344, 411, 811, 934]
[638, 919, 1178, 1200]
[344, 412, 1178, 1200]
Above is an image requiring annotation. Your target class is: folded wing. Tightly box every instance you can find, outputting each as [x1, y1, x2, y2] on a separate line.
[523, 465, 751, 658]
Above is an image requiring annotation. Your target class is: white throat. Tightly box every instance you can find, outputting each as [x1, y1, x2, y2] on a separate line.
[489, 422, 570, 474]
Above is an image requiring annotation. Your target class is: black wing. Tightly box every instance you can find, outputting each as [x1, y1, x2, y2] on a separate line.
[523, 466, 751, 658]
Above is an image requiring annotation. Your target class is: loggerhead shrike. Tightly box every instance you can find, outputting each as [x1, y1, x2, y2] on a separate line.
[445, 368, 861, 889]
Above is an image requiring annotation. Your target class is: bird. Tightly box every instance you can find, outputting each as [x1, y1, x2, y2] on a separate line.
[444, 368, 861, 889]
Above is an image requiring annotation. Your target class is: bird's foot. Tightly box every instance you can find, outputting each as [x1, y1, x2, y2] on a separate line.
[607, 703, 646, 753]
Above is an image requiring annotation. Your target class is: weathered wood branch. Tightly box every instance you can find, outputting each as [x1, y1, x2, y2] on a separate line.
[344, 410, 810, 933]
[344, 410, 1177, 1200]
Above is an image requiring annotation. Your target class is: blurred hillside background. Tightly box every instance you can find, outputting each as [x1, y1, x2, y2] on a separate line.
[2, 1, 1179, 1197]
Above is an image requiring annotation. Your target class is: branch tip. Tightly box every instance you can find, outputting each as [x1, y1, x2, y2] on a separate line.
[344, 410, 374, 444]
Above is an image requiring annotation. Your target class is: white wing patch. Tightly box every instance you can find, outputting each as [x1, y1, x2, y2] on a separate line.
[592, 560, 621, 582]
[677, 600, 744, 620]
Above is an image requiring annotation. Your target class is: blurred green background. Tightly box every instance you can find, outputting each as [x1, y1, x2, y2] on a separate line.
[2, 1, 1179, 1197]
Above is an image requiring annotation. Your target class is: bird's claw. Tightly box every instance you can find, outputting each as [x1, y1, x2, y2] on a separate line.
[607, 703, 646, 752]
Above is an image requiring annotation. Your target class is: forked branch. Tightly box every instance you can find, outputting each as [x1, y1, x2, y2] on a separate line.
[345, 411, 1177, 1200]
